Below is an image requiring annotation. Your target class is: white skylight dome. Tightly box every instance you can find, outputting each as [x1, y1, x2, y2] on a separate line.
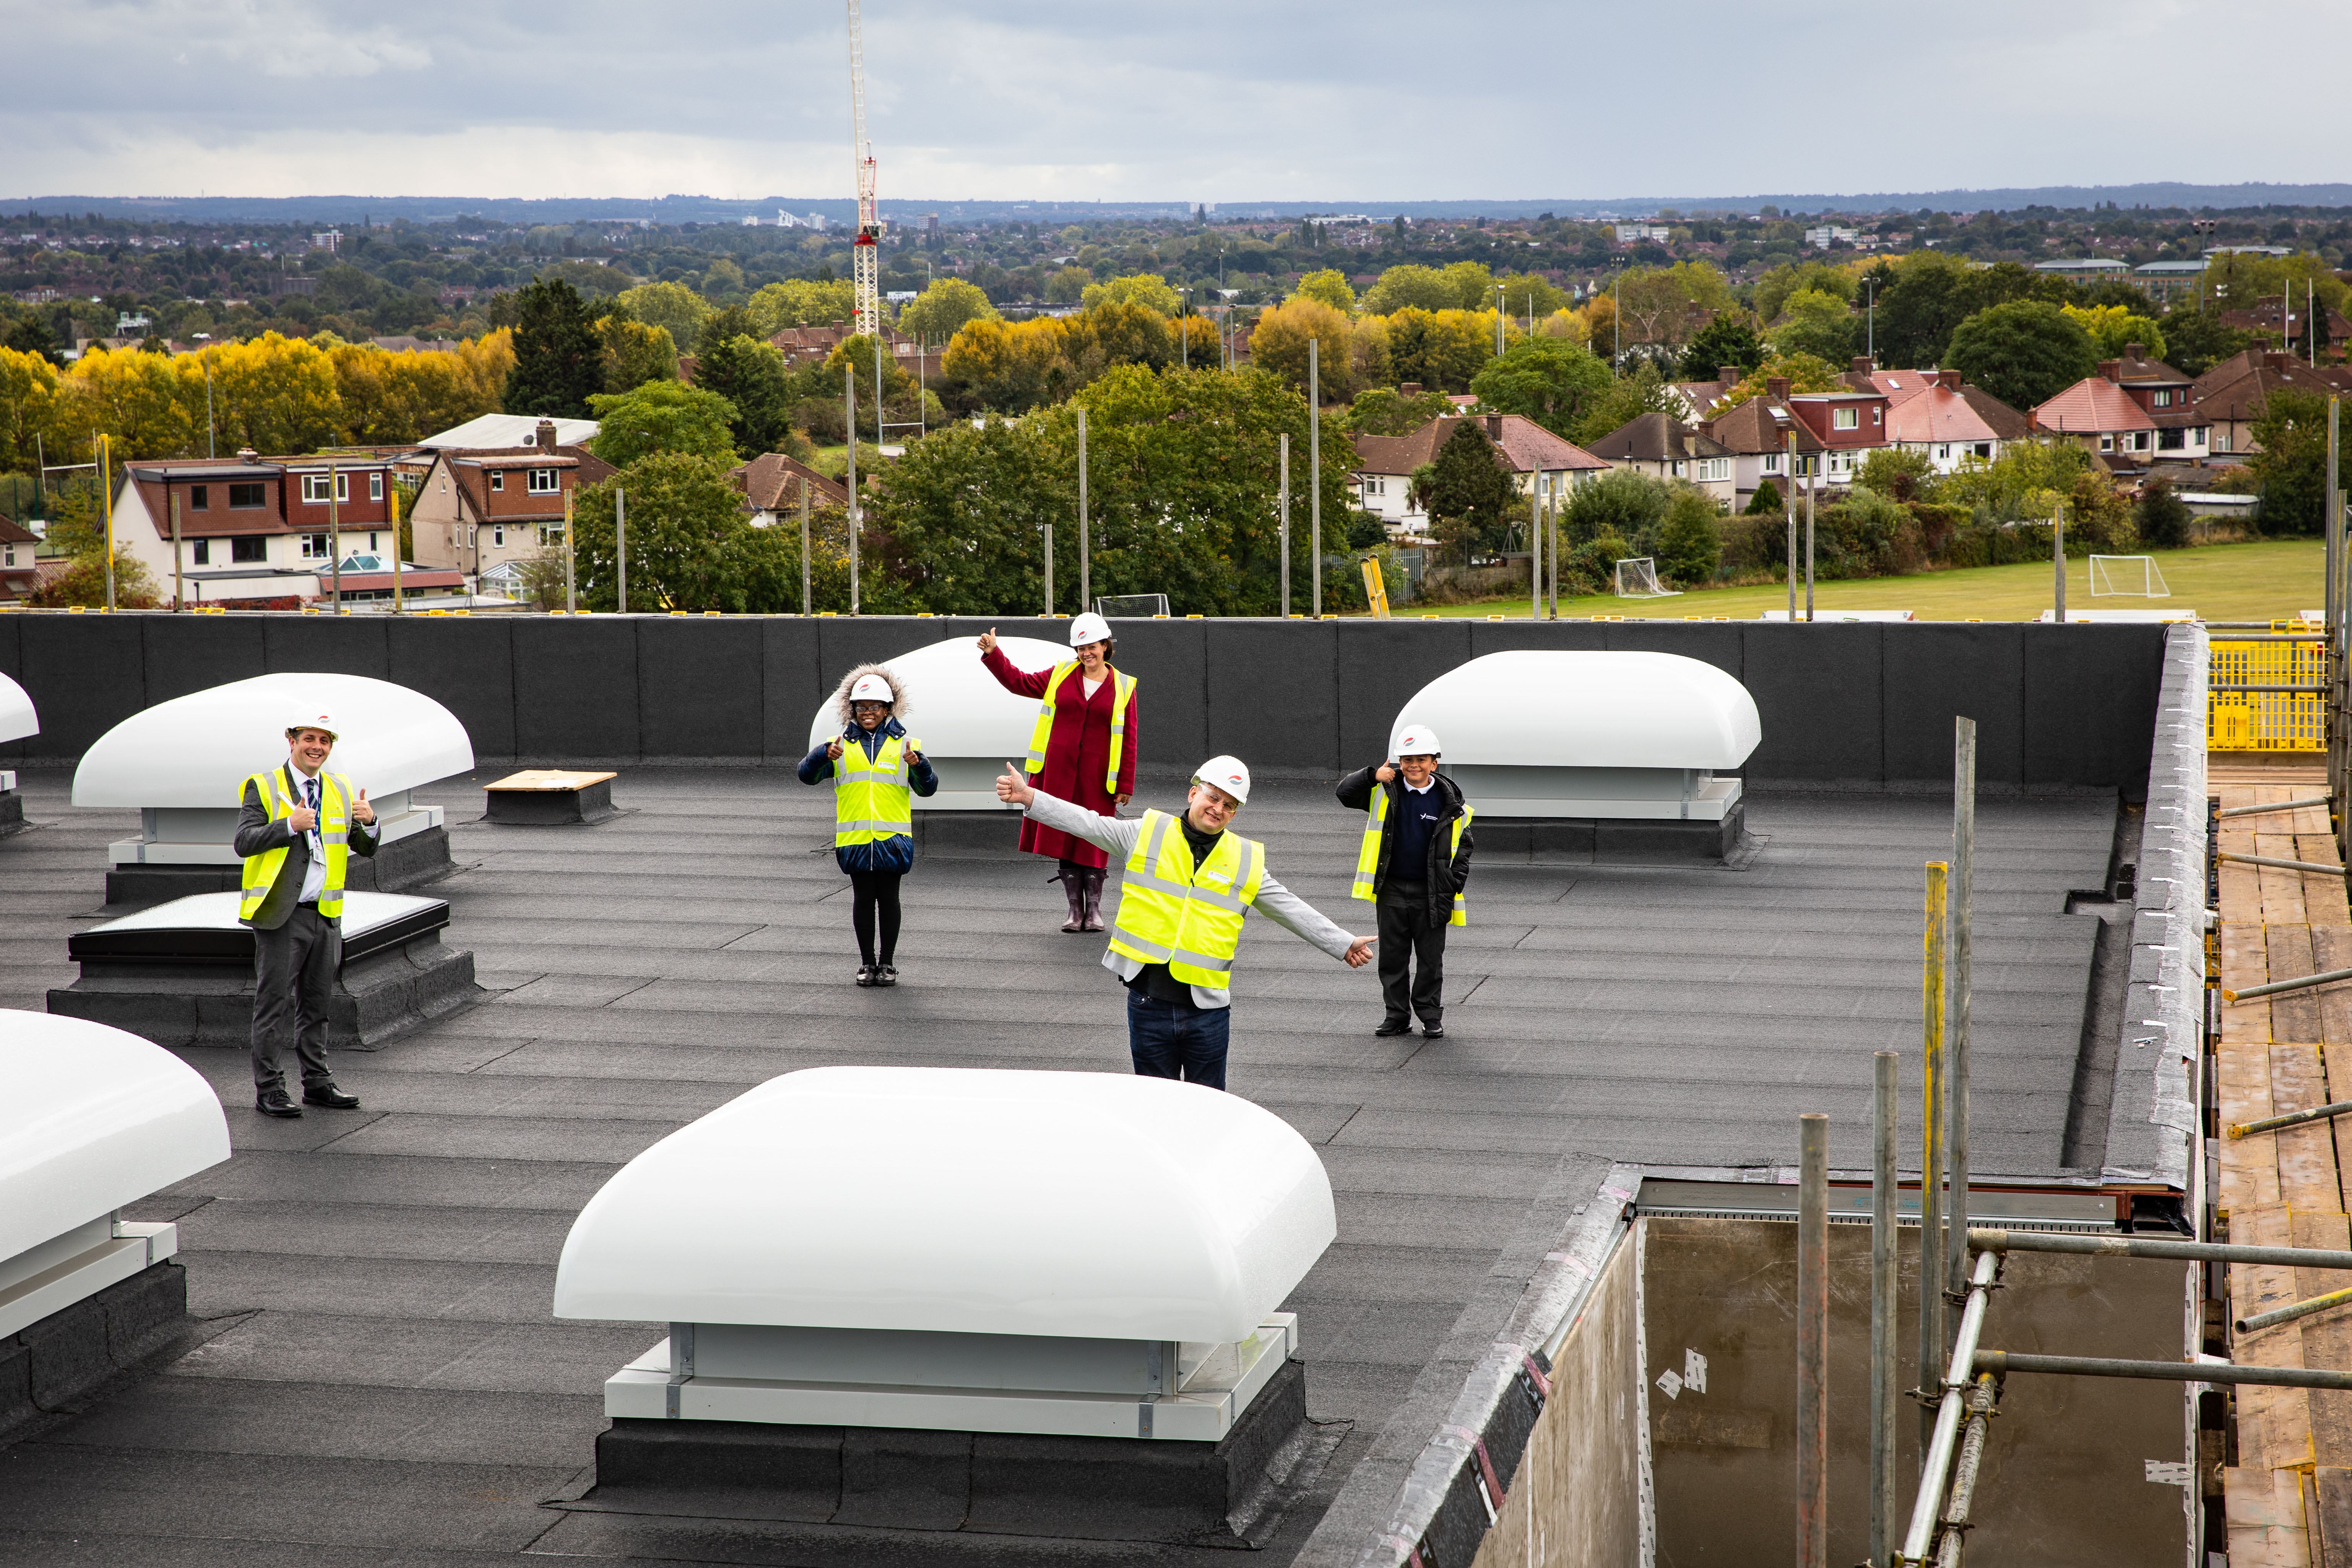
[72, 673, 473, 809]
[0, 673, 34, 744]
[1394, 651, 1759, 770]
[809, 635, 1076, 808]
[555, 1066, 1335, 1344]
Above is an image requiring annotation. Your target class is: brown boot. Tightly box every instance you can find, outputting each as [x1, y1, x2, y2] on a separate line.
[1056, 869, 1085, 933]
[1082, 869, 1107, 932]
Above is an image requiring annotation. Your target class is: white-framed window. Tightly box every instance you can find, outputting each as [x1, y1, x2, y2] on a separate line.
[3, 545, 13, 566]
[2193, 426, 2208, 445]
[2099, 434, 2114, 451]
[2216, 430, 2232, 452]
[1872, 406, 1882, 425]
[528, 468, 559, 494]
[1694, 458, 1729, 483]
[1363, 475, 1386, 497]
[300, 533, 330, 558]
[2153, 389, 2173, 408]
[1935, 444, 1949, 461]
[1762, 453, 1782, 474]
[2134, 432, 2150, 451]
[1671, 460, 1686, 478]
[489, 471, 504, 492]
[539, 524, 565, 547]
[1832, 407, 1859, 430]
[369, 473, 384, 501]
[492, 525, 506, 547]
[300, 473, 348, 503]
[192, 539, 210, 564]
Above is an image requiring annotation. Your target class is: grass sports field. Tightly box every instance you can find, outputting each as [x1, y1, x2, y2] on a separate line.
[1395, 538, 2322, 623]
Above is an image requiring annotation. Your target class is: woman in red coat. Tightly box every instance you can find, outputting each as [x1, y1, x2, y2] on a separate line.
[979, 613, 1139, 933]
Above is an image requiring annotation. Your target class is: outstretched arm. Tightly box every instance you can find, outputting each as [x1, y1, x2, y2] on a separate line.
[999, 762, 1139, 859]
[1250, 871, 1375, 967]
[979, 638, 1052, 699]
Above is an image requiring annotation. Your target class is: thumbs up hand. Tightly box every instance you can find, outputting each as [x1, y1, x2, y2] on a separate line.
[351, 787, 375, 825]
[996, 762, 1034, 807]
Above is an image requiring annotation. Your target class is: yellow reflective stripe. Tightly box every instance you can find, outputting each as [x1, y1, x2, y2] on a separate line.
[1026, 662, 1079, 774]
[1126, 867, 1246, 911]
[1170, 947, 1233, 978]
[1110, 931, 1175, 962]
[841, 819, 912, 833]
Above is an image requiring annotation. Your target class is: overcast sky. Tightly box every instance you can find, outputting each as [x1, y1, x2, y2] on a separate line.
[6, 0, 2347, 204]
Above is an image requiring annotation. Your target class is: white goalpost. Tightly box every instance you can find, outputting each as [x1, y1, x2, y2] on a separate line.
[1613, 557, 1681, 599]
[2087, 556, 2170, 598]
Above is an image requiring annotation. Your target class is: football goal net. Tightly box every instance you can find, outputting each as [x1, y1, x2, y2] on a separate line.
[1093, 593, 1171, 619]
[2088, 556, 2170, 598]
[1614, 558, 1681, 599]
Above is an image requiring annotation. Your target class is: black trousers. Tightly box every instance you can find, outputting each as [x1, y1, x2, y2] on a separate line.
[251, 903, 338, 1092]
[1376, 879, 1447, 1026]
[850, 870, 903, 966]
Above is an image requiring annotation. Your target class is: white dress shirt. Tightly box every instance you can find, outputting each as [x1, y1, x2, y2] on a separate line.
[293, 769, 328, 905]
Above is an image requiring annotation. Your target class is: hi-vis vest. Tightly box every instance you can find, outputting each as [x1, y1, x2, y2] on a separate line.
[239, 767, 354, 920]
[1108, 809, 1265, 989]
[1025, 661, 1137, 791]
[1351, 785, 1472, 926]
[833, 730, 922, 845]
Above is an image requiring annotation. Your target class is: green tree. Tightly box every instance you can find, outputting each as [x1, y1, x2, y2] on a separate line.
[747, 278, 857, 333]
[1567, 360, 1682, 447]
[1867, 251, 2037, 369]
[898, 278, 999, 341]
[584, 381, 740, 468]
[1770, 289, 1857, 362]
[1343, 386, 1454, 437]
[1080, 273, 1181, 316]
[2250, 387, 2331, 536]
[1745, 478, 1783, 515]
[1494, 271, 1574, 322]
[1385, 307, 1502, 393]
[598, 315, 678, 394]
[1945, 301, 2098, 413]
[692, 335, 798, 455]
[1423, 418, 1515, 562]
[1043, 266, 1092, 305]
[1753, 260, 1857, 323]
[1563, 467, 1671, 551]
[502, 276, 603, 418]
[2135, 473, 2194, 549]
[1655, 486, 1722, 584]
[615, 281, 714, 349]
[1856, 446, 1937, 503]
[1939, 437, 2093, 523]
[1468, 336, 1613, 439]
[2063, 304, 2167, 364]
[697, 305, 758, 355]
[5, 314, 61, 366]
[2161, 306, 2256, 377]
[1680, 315, 1765, 381]
[1296, 268, 1356, 312]
[1362, 265, 1458, 315]
[570, 453, 767, 611]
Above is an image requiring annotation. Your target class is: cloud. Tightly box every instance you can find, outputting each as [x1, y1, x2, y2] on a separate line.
[2, 0, 2348, 200]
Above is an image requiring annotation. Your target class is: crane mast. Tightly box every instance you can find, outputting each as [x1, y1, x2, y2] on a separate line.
[846, 0, 880, 338]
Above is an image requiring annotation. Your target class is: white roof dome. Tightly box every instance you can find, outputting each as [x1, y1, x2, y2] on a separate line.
[73, 673, 474, 808]
[0, 1012, 230, 1261]
[0, 673, 34, 745]
[553, 1066, 1336, 1343]
[806, 635, 1072, 758]
[1393, 651, 1761, 770]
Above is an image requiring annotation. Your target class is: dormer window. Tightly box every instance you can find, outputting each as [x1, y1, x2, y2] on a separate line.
[1833, 408, 1859, 431]
[489, 471, 504, 492]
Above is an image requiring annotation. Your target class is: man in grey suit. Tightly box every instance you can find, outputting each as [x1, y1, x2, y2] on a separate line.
[236, 712, 378, 1118]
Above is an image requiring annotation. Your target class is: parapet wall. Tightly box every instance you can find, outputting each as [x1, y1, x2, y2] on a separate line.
[0, 613, 2166, 792]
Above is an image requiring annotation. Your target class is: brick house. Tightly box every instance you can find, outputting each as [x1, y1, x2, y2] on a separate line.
[408, 422, 612, 589]
[2030, 377, 2160, 469]
[0, 514, 39, 602]
[2192, 349, 2349, 458]
[729, 453, 848, 525]
[1583, 413, 1737, 508]
[111, 452, 403, 607]
[1694, 380, 1831, 511]
[1351, 414, 1609, 534]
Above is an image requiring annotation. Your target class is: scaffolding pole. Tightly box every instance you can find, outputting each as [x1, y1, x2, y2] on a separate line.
[1871, 1051, 1899, 1568]
[1932, 1374, 2001, 1568]
[1899, 1249, 2000, 1566]
[1798, 1113, 1829, 1568]
[1920, 861, 1949, 1448]
[1947, 718, 1976, 1311]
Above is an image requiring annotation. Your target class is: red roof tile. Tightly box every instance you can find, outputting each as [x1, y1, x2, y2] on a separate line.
[2031, 378, 2156, 435]
[1885, 387, 2000, 446]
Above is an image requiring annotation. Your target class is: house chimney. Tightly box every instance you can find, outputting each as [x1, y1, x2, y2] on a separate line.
[2266, 351, 2291, 372]
[1851, 355, 1872, 375]
[237, 447, 258, 463]
[2097, 359, 2121, 382]
[1482, 414, 1504, 438]
[1766, 376, 1790, 400]
[535, 418, 557, 452]
[1399, 382, 1422, 396]
[1718, 365, 1739, 387]
[2123, 342, 2144, 362]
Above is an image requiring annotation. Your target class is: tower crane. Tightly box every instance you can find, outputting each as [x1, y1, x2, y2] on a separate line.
[846, 0, 881, 338]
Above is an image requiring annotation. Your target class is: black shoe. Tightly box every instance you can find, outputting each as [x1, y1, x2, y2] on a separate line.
[855, 964, 876, 987]
[1374, 1019, 1413, 1037]
[1419, 1023, 1446, 1040]
[302, 1083, 361, 1109]
[875, 965, 898, 986]
[255, 1088, 302, 1118]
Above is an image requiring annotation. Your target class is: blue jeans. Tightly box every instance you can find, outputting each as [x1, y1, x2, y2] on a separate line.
[1126, 988, 1232, 1091]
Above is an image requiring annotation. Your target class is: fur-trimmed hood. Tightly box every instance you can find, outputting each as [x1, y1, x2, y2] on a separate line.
[829, 662, 911, 727]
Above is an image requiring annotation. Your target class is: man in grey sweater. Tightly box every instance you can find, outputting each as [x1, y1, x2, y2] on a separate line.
[996, 753, 1372, 1090]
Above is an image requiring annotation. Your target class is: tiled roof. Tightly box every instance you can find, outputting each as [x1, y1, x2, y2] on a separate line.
[1585, 411, 1733, 465]
[1700, 396, 1826, 457]
[1957, 384, 2032, 440]
[0, 513, 35, 545]
[1885, 386, 2000, 446]
[2031, 378, 2157, 435]
[1352, 414, 1607, 478]
[2192, 350, 2344, 421]
[731, 453, 849, 510]
[2105, 351, 2192, 387]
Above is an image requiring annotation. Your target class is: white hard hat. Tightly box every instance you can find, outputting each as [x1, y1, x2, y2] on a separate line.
[287, 710, 339, 739]
[1069, 611, 1112, 647]
[1395, 724, 1442, 758]
[1192, 754, 1252, 805]
[848, 673, 893, 705]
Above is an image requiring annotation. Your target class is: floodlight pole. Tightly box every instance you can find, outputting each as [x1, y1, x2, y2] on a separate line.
[1310, 336, 1322, 618]
[1279, 431, 1291, 619]
[616, 487, 627, 613]
[1077, 406, 1090, 613]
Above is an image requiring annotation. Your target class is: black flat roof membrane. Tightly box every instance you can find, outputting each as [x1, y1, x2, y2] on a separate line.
[0, 766, 2120, 1564]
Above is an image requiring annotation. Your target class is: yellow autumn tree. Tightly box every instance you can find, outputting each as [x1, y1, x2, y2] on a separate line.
[0, 346, 60, 471]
